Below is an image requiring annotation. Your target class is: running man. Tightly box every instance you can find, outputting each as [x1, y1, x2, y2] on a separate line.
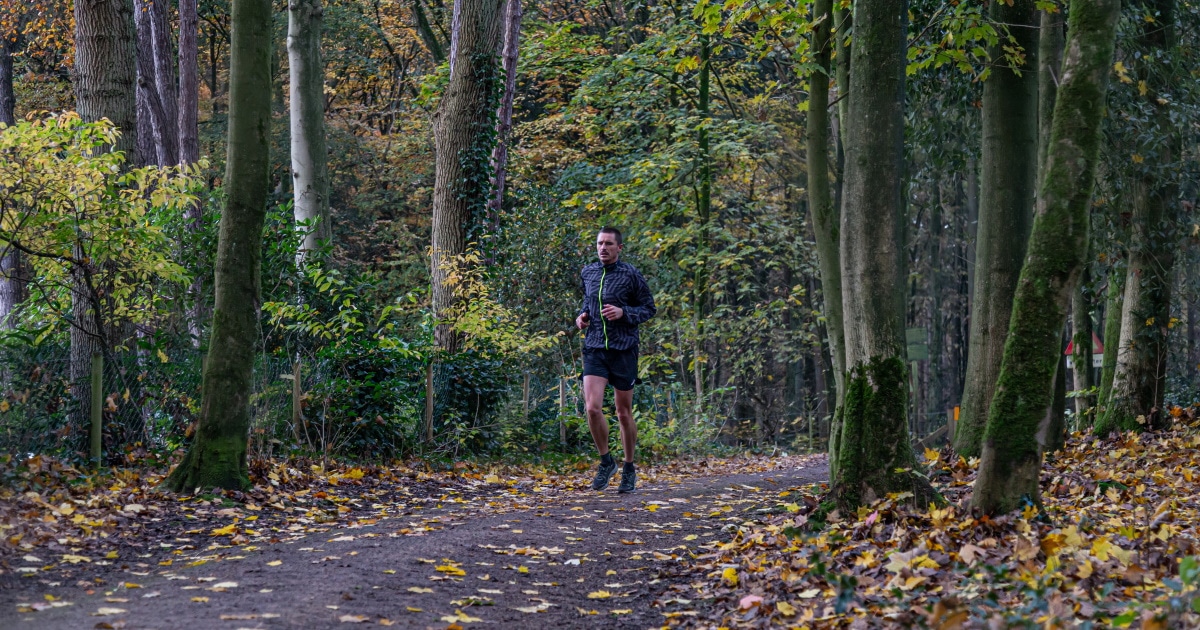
[575, 227, 656, 493]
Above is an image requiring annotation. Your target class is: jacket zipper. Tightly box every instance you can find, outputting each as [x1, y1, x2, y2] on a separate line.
[599, 267, 608, 349]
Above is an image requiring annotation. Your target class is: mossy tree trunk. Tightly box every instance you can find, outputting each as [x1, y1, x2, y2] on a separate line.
[832, 0, 935, 511]
[953, 0, 1039, 458]
[1098, 268, 1123, 406]
[971, 0, 1120, 515]
[288, 0, 332, 262]
[165, 0, 273, 492]
[806, 0, 845, 479]
[1095, 0, 1178, 436]
[430, 0, 505, 352]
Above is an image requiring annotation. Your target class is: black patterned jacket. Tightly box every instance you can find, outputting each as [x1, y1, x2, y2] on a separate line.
[577, 260, 656, 351]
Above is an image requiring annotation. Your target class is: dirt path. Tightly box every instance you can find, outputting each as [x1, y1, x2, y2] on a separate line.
[1, 457, 826, 629]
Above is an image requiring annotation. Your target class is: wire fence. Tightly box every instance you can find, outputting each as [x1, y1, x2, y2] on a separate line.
[0, 345, 954, 463]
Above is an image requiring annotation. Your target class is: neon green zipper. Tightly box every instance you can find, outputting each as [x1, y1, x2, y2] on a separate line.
[598, 267, 609, 349]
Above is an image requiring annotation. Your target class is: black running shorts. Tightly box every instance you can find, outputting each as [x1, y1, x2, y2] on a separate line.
[582, 347, 639, 391]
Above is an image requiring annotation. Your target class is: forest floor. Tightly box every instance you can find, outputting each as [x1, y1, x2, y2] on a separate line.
[4, 417, 1200, 629]
[0, 451, 826, 629]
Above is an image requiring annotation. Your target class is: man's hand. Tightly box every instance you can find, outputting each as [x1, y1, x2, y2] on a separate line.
[601, 304, 624, 321]
[576, 312, 590, 330]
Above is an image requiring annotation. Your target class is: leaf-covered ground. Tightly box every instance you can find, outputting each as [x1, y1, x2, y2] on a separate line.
[4, 420, 1199, 629]
[664, 418, 1200, 629]
[0, 451, 825, 627]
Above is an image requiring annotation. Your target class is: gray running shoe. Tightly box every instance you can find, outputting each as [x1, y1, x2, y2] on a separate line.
[591, 459, 618, 491]
[617, 465, 636, 493]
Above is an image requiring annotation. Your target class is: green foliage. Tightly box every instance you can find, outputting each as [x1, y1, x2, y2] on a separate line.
[0, 114, 201, 341]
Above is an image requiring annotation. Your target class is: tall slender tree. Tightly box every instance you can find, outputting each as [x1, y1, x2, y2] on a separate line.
[806, 0, 845, 478]
[953, 0, 1040, 457]
[288, 0, 331, 261]
[832, 0, 935, 510]
[971, 0, 1121, 514]
[430, 0, 505, 351]
[1096, 0, 1180, 435]
[165, 0, 273, 491]
[486, 0, 521, 225]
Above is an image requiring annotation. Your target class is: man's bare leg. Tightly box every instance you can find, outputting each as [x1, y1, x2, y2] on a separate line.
[614, 387, 636, 463]
[583, 375, 610, 455]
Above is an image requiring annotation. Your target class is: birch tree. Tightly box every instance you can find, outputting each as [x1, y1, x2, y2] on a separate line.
[288, 0, 331, 261]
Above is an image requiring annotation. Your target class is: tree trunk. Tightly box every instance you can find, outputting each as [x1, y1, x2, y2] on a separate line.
[289, 0, 332, 261]
[0, 39, 23, 329]
[74, 0, 138, 452]
[1095, 0, 1178, 436]
[833, 0, 934, 511]
[165, 0, 273, 492]
[179, 0, 200, 167]
[1098, 268, 1124, 406]
[807, 0, 845, 479]
[412, 0, 446, 63]
[486, 0, 522, 228]
[430, 0, 505, 351]
[135, 0, 171, 166]
[179, 0, 205, 343]
[953, 0, 1039, 458]
[150, 0, 179, 164]
[1071, 280, 1094, 418]
[0, 38, 14, 125]
[1039, 330, 1068, 454]
[971, 0, 1120, 515]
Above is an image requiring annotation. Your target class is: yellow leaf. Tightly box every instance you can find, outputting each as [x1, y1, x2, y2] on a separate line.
[777, 601, 797, 616]
[517, 566, 529, 574]
[610, 609, 632, 615]
[1138, 80, 1148, 96]
[407, 587, 433, 593]
[587, 590, 613, 599]
[156, 349, 169, 363]
[382, 569, 395, 574]
[436, 564, 466, 576]
[439, 609, 482, 623]
[191, 597, 209, 603]
[646, 504, 659, 512]
[1091, 537, 1113, 562]
[722, 567, 738, 586]
[406, 607, 422, 612]
[267, 560, 282, 567]
[923, 447, 940, 462]
[1132, 153, 1145, 164]
[344, 468, 365, 480]
[210, 524, 237, 537]
[684, 534, 698, 541]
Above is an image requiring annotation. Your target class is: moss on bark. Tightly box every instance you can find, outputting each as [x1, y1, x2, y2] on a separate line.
[833, 357, 938, 511]
[971, 0, 1120, 515]
[164, 0, 273, 493]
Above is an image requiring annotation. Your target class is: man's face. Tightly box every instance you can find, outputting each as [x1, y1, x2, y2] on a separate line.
[596, 232, 622, 264]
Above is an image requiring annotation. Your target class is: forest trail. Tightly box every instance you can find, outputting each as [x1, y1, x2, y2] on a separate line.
[1, 456, 826, 629]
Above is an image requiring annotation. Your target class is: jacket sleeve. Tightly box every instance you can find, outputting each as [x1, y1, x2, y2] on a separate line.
[621, 269, 656, 325]
[578, 270, 589, 317]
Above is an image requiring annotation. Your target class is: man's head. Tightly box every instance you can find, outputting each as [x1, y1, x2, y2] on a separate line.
[596, 227, 623, 264]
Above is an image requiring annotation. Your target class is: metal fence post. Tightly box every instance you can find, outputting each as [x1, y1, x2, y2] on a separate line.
[292, 357, 304, 443]
[90, 352, 102, 466]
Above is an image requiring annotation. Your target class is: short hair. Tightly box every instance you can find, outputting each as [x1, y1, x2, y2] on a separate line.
[598, 226, 623, 245]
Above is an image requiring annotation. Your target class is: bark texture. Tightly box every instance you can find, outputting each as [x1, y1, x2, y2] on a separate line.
[806, 0, 845, 478]
[0, 39, 22, 328]
[289, 0, 332, 260]
[430, 0, 505, 351]
[971, 0, 1120, 515]
[486, 0, 522, 225]
[179, 0, 200, 167]
[1098, 270, 1124, 406]
[953, 0, 1039, 458]
[165, 0, 273, 492]
[1096, 0, 1178, 436]
[150, 0, 179, 164]
[833, 0, 934, 511]
[135, 0, 168, 167]
[73, 0, 138, 449]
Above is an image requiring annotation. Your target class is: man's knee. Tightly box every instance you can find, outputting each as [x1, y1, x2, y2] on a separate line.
[585, 403, 604, 418]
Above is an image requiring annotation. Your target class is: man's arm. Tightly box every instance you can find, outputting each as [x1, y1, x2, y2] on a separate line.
[619, 269, 656, 325]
